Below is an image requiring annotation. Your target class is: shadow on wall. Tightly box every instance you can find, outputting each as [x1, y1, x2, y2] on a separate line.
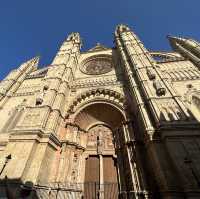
[0, 177, 85, 199]
[0, 176, 38, 199]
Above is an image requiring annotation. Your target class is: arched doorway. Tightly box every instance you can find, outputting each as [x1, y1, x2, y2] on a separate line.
[73, 102, 126, 198]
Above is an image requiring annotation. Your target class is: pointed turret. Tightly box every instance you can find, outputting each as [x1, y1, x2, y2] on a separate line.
[66, 32, 82, 45]
[168, 35, 200, 66]
[167, 35, 186, 50]
[168, 35, 200, 56]
[52, 32, 82, 65]
[11, 56, 39, 80]
[181, 38, 200, 58]
[18, 56, 40, 71]
[115, 24, 130, 35]
[0, 56, 40, 104]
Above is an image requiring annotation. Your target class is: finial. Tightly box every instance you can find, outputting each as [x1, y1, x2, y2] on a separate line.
[18, 56, 40, 71]
[67, 32, 81, 43]
[115, 24, 130, 34]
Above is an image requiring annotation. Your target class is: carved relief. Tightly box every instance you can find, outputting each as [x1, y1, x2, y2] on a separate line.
[71, 153, 80, 182]
[66, 88, 125, 115]
[153, 80, 166, 96]
[35, 85, 48, 106]
[16, 108, 48, 128]
[146, 68, 156, 80]
[87, 125, 114, 152]
[71, 75, 121, 89]
[22, 111, 41, 126]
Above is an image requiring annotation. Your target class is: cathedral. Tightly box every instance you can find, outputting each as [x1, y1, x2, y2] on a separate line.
[0, 24, 200, 199]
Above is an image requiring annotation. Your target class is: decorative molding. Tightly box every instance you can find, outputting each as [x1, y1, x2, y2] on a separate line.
[160, 68, 200, 82]
[66, 88, 125, 115]
[71, 76, 122, 89]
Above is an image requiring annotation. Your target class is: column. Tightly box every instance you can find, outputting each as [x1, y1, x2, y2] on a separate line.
[99, 154, 104, 199]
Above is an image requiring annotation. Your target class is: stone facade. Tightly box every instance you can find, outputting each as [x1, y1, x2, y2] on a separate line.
[0, 25, 200, 198]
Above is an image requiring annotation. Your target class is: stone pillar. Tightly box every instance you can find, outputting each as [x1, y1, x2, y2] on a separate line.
[44, 54, 79, 136]
[115, 24, 193, 130]
[122, 123, 139, 199]
[56, 143, 67, 182]
[99, 154, 104, 199]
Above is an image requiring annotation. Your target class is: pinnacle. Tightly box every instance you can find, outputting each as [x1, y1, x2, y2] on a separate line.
[30, 56, 40, 65]
[167, 35, 186, 43]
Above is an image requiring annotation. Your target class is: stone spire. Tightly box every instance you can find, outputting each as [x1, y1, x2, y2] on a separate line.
[168, 35, 200, 66]
[18, 56, 40, 71]
[52, 32, 82, 65]
[0, 56, 40, 103]
[115, 24, 194, 131]
[66, 32, 82, 44]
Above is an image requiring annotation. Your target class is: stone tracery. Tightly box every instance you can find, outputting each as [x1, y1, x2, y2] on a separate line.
[80, 55, 113, 75]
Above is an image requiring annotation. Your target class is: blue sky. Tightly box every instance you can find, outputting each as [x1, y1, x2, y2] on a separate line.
[0, 0, 200, 79]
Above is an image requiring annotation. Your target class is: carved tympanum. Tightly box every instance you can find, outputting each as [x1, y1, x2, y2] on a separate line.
[87, 125, 114, 152]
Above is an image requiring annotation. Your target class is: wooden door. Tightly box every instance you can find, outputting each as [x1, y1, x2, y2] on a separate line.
[84, 156, 100, 199]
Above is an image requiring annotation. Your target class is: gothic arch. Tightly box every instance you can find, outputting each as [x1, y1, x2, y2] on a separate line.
[69, 100, 127, 192]
[66, 88, 126, 120]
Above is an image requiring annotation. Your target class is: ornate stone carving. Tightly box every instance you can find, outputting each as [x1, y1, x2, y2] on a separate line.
[153, 80, 166, 96]
[71, 153, 79, 182]
[146, 68, 156, 80]
[80, 56, 113, 75]
[71, 75, 122, 89]
[16, 108, 48, 128]
[35, 86, 48, 106]
[87, 125, 114, 152]
[66, 88, 125, 115]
